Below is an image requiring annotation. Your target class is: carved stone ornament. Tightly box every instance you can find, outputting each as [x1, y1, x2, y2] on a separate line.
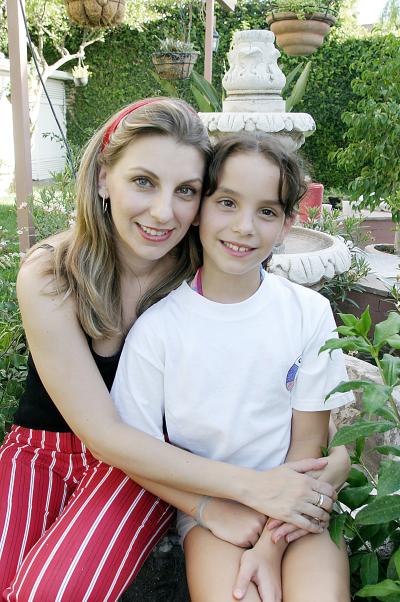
[65, 0, 125, 27]
[269, 227, 352, 288]
[198, 29, 315, 150]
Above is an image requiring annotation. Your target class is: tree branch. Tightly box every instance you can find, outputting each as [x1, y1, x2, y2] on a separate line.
[46, 33, 104, 74]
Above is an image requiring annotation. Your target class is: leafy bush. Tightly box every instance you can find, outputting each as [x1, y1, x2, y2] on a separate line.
[331, 35, 400, 251]
[30, 171, 76, 240]
[0, 208, 26, 443]
[323, 308, 400, 599]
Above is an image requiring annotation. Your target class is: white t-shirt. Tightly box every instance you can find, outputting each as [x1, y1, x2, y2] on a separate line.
[112, 272, 352, 472]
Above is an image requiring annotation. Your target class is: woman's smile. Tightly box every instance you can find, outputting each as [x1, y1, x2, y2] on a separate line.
[136, 223, 175, 241]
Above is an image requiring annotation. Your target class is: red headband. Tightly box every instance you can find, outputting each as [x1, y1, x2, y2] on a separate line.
[101, 98, 161, 152]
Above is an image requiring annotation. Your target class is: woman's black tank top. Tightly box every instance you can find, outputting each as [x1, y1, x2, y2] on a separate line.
[14, 341, 122, 432]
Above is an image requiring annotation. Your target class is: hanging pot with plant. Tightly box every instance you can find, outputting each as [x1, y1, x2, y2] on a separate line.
[152, 38, 199, 81]
[266, 0, 340, 56]
[72, 62, 91, 87]
[64, 0, 125, 27]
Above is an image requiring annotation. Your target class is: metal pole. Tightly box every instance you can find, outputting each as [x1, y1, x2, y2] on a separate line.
[204, 0, 214, 83]
[7, 0, 35, 253]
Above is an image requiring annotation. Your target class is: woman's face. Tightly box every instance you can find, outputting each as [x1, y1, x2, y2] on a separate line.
[99, 134, 205, 269]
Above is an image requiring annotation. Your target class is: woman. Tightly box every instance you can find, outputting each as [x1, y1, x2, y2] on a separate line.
[0, 98, 348, 601]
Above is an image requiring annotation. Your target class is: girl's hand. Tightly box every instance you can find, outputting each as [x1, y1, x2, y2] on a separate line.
[267, 519, 329, 544]
[252, 458, 335, 532]
[202, 499, 267, 548]
[233, 546, 282, 601]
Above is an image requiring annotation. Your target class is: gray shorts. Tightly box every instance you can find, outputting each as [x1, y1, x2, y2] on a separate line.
[176, 510, 199, 546]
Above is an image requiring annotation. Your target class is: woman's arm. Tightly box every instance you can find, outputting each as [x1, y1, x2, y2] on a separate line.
[16, 255, 335, 529]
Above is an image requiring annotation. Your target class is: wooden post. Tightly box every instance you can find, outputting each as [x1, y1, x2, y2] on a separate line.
[204, 0, 214, 83]
[7, 0, 35, 253]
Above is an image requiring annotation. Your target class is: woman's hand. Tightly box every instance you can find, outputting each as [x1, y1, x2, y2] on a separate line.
[249, 458, 336, 532]
[266, 447, 350, 543]
[202, 498, 267, 548]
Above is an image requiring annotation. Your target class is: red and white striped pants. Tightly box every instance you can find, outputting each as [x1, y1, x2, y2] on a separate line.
[0, 425, 174, 601]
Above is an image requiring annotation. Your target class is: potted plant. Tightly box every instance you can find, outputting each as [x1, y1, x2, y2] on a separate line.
[152, 37, 199, 81]
[71, 63, 91, 87]
[265, 0, 341, 55]
[64, 0, 125, 27]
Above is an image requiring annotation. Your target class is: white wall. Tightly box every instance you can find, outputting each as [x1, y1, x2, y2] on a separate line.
[0, 57, 72, 193]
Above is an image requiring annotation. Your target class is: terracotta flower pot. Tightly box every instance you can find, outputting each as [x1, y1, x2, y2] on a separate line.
[152, 52, 198, 81]
[65, 0, 125, 27]
[299, 182, 324, 223]
[266, 12, 336, 56]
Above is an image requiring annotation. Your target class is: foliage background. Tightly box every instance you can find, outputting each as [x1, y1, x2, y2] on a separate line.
[60, 1, 399, 190]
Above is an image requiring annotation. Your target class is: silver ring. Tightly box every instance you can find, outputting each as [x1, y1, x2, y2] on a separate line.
[315, 493, 324, 508]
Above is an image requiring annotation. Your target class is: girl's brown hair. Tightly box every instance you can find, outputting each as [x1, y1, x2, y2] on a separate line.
[27, 98, 211, 338]
[189, 132, 308, 273]
[205, 132, 307, 216]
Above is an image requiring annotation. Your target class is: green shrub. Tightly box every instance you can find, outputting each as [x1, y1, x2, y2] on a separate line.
[331, 34, 400, 251]
[323, 308, 400, 599]
[0, 206, 26, 443]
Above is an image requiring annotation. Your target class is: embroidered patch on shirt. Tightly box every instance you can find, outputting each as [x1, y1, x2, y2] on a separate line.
[286, 356, 302, 391]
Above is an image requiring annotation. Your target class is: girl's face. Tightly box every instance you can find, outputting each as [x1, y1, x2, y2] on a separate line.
[199, 151, 293, 280]
[98, 134, 205, 270]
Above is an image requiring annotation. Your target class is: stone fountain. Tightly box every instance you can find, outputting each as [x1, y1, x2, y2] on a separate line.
[199, 29, 351, 288]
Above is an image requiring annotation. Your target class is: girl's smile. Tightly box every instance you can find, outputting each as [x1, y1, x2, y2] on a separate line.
[220, 240, 256, 256]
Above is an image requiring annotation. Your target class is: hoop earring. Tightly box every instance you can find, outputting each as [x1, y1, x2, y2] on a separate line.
[101, 194, 109, 215]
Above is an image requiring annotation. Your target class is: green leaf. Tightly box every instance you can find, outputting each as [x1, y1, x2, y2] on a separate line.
[339, 313, 360, 328]
[190, 85, 213, 112]
[381, 354, 400, 387]
[356, 495, 400, 525]
[357, 579, 400, 598]
[387, 549, 400, 580]
[338, 484, 373, 510]
[319, 337, 360, 354]
[357, 306, 372, 337]
[347, 466, 368, 486]
[329, 420, 395, 447]
[191, 70, 221, 111]
[328, 512, 347, 548]
[149, 70, 178, 97]
[377, 461, 400, 496]
[386, 335, 400, 350]
[375, 445, 400, 457]
[285, 61, 312, 112]
[362, 383, 393, 414]
[373, 313, 400, 348]
[325, 380, 379, 401]
[281, 62, 305, 97]
[360, 552, 379, 586]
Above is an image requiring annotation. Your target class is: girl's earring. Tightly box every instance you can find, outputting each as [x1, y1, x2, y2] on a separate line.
[101, 194, 109, 215]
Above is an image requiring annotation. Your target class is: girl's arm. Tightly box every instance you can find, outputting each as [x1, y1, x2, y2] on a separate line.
[16, 255, 335, 529]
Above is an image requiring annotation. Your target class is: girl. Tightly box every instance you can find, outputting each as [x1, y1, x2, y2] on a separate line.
[111, 133, 352, 602]
[1, 99, 345, 601]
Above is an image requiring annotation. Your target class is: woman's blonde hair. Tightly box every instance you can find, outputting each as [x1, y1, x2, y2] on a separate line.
[27, 98, 211, 338]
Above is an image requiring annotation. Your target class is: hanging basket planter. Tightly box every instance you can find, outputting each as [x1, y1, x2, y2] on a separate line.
[73, 75, 89, 87]
[266, 11, 336, 55]
[151, 52, 199, 81]
[65, 0, 125, 27]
